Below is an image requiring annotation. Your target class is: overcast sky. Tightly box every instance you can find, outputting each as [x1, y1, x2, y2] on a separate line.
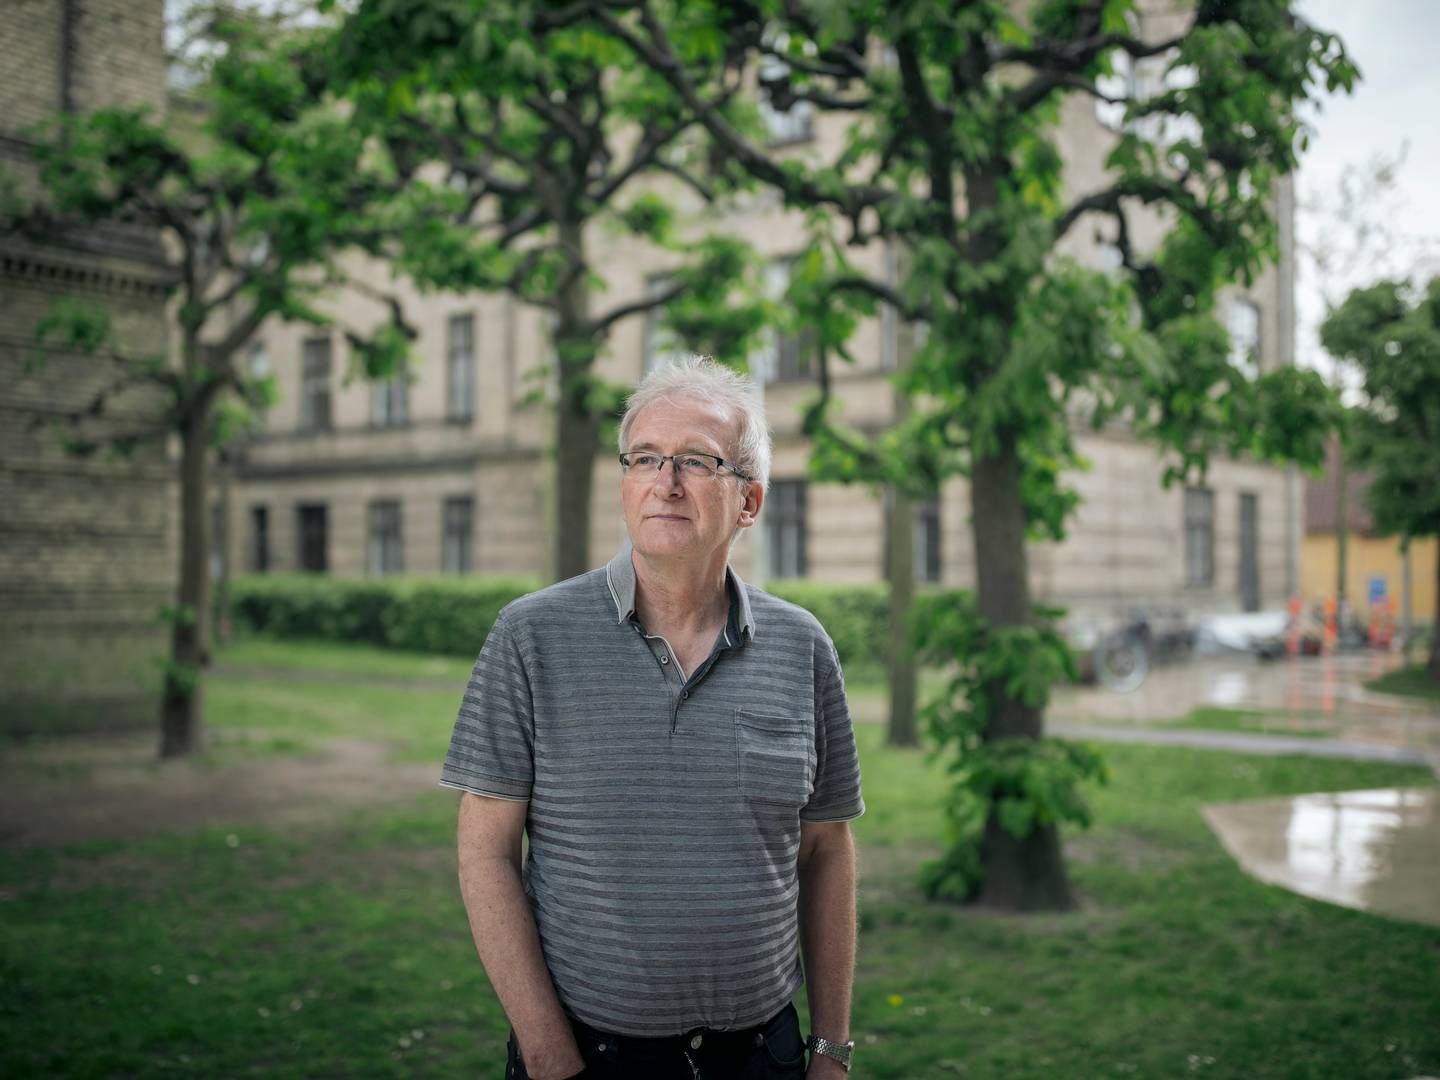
[1294, 0, 1440, 390]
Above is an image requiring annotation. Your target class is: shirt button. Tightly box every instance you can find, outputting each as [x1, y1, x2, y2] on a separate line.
[681, 690, 689, 700]
[690, 1035, 703, 1050]
[660, 655, 669, 664]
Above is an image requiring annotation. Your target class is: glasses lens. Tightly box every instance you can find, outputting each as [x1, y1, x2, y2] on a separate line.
[676, 455, 718, 478]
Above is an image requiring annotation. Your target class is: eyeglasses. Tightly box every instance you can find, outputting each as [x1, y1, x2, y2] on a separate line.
[619, 451, 753, 482]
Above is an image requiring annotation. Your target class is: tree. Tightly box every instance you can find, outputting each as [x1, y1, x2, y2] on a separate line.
[320, 0, 768, 583]
[600, 0, 1354, 909]
[1298, 147, 1439, 610]
[1321, 277, 1440, 683]
[1, 9, 402, 757]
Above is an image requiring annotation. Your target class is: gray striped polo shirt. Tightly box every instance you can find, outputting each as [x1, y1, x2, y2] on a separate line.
[440, 544, 865, 1037]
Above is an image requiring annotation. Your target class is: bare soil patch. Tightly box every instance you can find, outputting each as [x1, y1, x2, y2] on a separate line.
[0, 730, 439, 849]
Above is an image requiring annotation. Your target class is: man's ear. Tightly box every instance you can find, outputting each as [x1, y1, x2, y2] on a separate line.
[735, 481, 764, 531]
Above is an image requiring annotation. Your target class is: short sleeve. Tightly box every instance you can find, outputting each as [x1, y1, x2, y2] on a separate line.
[801, 648, 865, 822]
[440, 612, 535, 800]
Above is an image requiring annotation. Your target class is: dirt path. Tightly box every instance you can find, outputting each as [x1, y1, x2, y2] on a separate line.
[0, 731, 442, 849]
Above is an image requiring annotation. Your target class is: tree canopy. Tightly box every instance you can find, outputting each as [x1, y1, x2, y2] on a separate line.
[1321, 276, 1440, 680]
[594, 0, 1355, 908]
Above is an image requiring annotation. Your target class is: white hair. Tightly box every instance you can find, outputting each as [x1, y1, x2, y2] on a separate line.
[618, 355, 772, 492]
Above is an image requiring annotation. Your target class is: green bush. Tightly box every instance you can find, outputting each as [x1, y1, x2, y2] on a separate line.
[229, 574, 987, 674]
[229, 574, 537, 656]
[766, 580, 889, 671]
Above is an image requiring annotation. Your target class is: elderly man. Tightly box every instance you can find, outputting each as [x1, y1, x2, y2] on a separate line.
[441, 357, 863, 1079]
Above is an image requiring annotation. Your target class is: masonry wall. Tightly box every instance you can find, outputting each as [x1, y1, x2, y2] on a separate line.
[0, 0, 174, 734]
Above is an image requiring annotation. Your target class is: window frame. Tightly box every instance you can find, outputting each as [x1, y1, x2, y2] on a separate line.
[1183, 486, 1215, 588]
[447, 312, 476, 422]
[299, 337, 332, 431]
[442, 495, 474, 574]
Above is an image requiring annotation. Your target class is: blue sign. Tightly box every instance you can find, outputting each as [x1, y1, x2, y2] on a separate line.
[1368, 575, 1388, 606]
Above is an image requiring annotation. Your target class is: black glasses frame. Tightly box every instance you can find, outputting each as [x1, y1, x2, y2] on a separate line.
[618, 451, 753, 483]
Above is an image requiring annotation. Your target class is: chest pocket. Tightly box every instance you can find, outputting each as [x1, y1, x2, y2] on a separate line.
[734, 709, 815, 808]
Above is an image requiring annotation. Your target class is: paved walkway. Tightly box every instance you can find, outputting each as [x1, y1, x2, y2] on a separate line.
[1050, 650, 1440, 766]
[1051, 721, 1435, 767]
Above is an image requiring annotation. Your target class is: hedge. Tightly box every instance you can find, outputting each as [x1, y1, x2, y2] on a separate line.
[228, 574, 539, 657]
[227, 573, 955, 671]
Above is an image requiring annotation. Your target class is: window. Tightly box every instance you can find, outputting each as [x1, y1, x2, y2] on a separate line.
[758, 52, 814, 144]
[915, 497, 942, 584]
[1094, 15, 1200, 146]
[1227, 299, 1261, 379]
[765, 480, 807, 578]
[442, 496, 474, 574]
[1183, 487, 1214, 588]
[246, 341, 271, 430]
[300, 338, 332, 430]
[642, 275, 686, 374]
[371, 373, 409, 428]
[297, 503, 328, 573]
[447, 313, 475, 421]
[250, 505, 270, 572]
[752, 259, 816, 383]
[367, 500, 404, 576]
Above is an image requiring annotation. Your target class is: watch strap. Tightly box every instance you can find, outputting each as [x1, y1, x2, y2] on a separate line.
[806, 1034, 854, 1071]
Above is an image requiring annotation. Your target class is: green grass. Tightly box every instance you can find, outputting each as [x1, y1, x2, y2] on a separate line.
[1163, 705, 1332, 738]
[214, 634, 477, 684]
[1367, 663, 1440, 703]
[3, 644, 1438, 1079]
[206, 665, 466, 763]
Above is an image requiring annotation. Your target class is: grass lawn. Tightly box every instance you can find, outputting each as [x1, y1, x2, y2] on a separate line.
[2, 646, 1437, 1078]
[1366, 663, 1440, 703]
[1162, 705, 1332, 738]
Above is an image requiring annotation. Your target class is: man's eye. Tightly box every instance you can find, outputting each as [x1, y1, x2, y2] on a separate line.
[631, 454, 659, 467]
[678, 456, 708, 471]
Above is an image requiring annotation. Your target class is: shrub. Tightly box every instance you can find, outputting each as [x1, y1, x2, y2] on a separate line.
[228, 574, 537, 656]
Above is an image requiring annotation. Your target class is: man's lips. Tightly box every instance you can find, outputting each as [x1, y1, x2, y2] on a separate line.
[647, 513, 690, 521]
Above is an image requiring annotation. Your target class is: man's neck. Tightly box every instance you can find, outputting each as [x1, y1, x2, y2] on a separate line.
[631, 550, 730, 637]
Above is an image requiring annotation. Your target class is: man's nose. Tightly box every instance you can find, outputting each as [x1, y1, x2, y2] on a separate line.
[654, 459, 684, 493]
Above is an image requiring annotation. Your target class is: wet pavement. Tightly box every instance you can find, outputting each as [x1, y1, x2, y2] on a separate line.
[1203, 787, 1440, 928]
[1046, 648, 1440, 926]
[1049, 649, 1440, 769]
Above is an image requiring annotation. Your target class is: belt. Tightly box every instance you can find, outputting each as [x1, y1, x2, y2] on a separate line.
[568, 1002, 790, 1062]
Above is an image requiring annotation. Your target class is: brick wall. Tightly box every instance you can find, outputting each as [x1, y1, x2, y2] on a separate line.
[0, 0, 174, 735]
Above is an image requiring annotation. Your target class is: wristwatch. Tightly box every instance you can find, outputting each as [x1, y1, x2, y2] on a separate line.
[806, 1034, 855, 1072]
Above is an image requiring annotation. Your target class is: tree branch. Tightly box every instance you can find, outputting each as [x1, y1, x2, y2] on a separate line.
[590, 277, 686, 335]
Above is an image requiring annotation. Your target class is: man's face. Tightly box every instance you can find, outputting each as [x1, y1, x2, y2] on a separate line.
[620, 395, 762, 565]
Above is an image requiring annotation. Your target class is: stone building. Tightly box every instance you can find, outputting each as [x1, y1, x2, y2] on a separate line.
[0, 0, 174, 733]
[224, 15, 1301, 627]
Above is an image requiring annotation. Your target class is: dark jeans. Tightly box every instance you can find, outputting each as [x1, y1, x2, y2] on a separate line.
[505, 1002, 807, 1080]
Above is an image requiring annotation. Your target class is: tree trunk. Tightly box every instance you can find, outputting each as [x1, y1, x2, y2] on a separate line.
[160, 396, 213, 758]
[1429, 538, 1440, 684]
[885, 485, 918, 747]
[549, 218, 600, 584]
[968, 432, 1076, 911]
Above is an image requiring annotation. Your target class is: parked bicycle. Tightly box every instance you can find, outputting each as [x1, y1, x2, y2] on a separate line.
[1092, 606, 1198, 693]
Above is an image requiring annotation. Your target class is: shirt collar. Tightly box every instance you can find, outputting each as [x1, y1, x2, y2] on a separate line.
[605, 541, 755, 641]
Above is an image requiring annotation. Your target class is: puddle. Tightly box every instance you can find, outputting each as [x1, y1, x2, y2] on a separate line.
[1203, 787, 1440, 927]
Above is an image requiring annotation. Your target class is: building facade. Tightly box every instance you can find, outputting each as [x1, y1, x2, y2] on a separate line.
[224, 12, 1301, 627]
[0, 0, 174, 733]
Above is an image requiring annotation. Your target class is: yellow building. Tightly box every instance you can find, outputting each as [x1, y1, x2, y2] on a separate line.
[1302, 438, 1437, 630]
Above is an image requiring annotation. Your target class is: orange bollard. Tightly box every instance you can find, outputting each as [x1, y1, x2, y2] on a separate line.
[1286, 594, 1302, 658]
[1322, 595, 1338, 654]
